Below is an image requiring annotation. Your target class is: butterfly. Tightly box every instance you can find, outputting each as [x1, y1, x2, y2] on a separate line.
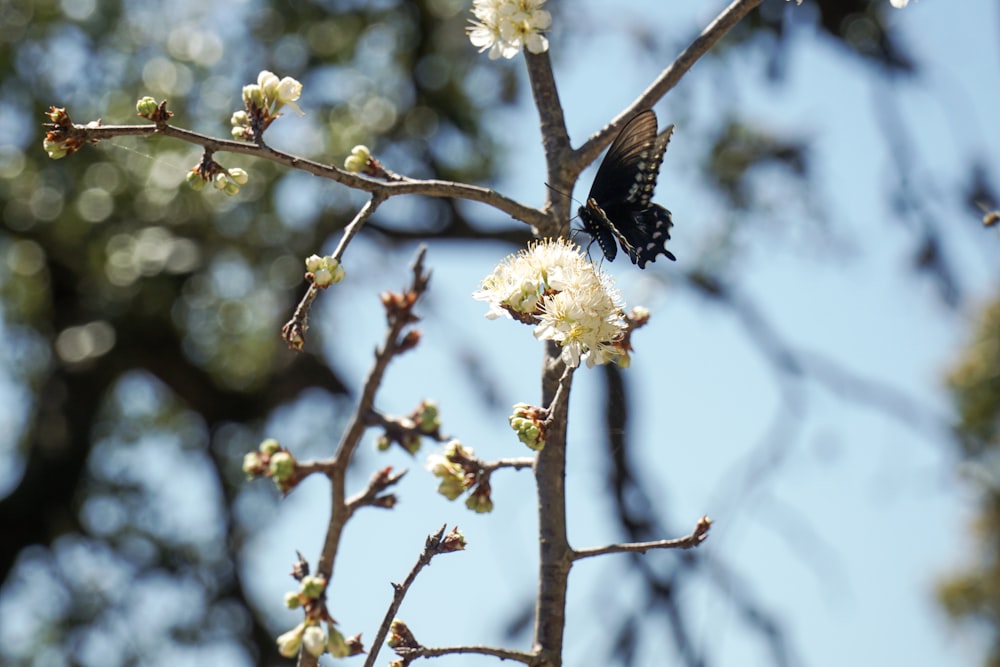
[578, 110, 676, 268]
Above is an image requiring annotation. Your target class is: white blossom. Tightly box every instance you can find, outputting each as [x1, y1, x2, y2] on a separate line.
[276, 76, 304, 115]
[474, 238, 628, 368]
[467, 0, 551, 60]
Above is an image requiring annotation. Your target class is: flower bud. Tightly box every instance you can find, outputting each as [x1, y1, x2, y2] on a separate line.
[325, 257, 345, 283]
[284, 591, 302, 609]
[227, 167, 249, 185]
[437, 475, 467, 501]
[402, 433, 422, 456]
[300, 575, 326, 599]
[327, 624, 350, 658]
[465, 486, 494, 513]
[417, 400, 439, 433]
[351, 145, 371, 162]
[258, 70, 280, 99]
[313, 267, 333, 287]
[242, 451, 263, 477]
[303, 624, 327, 657]
[344, 154, 366, 173]
[509, 403, 545, 450]
[135, 96, 158, 118]
[259, 438, 281, 455]
[304, 254, 323, 272]
[440, 526, 466, 552]
[276, 623, 305, 658]
[344, 145, 371, 172]
[269, 451, 296, 480]
[242, 84, 264, 109]
[230, 110, 249, 127]
[185, 170, 206, 191]
[43, 139, 68, 160]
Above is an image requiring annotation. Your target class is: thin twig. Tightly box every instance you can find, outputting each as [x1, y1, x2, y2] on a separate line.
[282, 195, 386, 350]
[364, 525, 455, 667]
[571, 516, 713, 562]
[394, 644, 535, 665]
[481, 457, 536, 474]
[346, 467, 408, 513]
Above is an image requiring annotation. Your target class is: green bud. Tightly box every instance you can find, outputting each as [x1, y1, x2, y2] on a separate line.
[402, 433, 422, 456]
[135, 96, 158, 118]
[351, 145, 371, 162]
[327, 624, 350, 658]
[284, 591, 302, 609]
[269, 451, 296, 480]
[437, 475, 466, 501]
[186, 170, 206, 191]
[325, 257, 345, 283]
[43, 139, 68, 160]
[344, 154, 366, 173]
[304, 254, 323, 272]
[223, 180, 241, 196]
[312, 267, 334, 288]
[259, 438, 281, 455]
[230, 110, 249, 126]
[242, 451, 263, 477]
[375, 435, 391, 451]
[465, 491, 494, 513]
[228, 167, 249, 185]
[242, 83, 265, 109]
[300, 575, 326, 599]
[418, 401, 439, 433]
[510, 415, 544, 451]
[276, 623, 305, 658]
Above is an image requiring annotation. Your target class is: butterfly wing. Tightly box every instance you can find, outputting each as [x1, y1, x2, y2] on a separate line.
[578, 110, 676, 268]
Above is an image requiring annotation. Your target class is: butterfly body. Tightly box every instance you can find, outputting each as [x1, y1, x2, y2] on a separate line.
[578, 110, 676, 268]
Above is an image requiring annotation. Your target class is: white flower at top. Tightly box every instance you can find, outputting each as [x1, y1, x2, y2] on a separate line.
[474, 238, 627, 368]
[468, 0, 551, 60]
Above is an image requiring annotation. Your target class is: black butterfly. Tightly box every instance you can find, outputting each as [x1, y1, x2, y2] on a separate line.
[578, 110, 676, 268]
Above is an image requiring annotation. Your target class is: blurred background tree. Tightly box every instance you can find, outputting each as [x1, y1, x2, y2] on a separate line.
[940, 296, 1000, 666]
[1, 0, 998, 666]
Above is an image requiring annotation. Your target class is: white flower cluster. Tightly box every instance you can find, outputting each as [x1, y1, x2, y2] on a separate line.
[467, 0, 551, 60]
[474, 238, 628, 368]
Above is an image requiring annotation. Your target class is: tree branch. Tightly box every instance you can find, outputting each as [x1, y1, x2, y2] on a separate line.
[394, 644, 535, 665]
[572, 516, 712, 562]
[54, 120, 550, 229]
[316, 247, 432, 579]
